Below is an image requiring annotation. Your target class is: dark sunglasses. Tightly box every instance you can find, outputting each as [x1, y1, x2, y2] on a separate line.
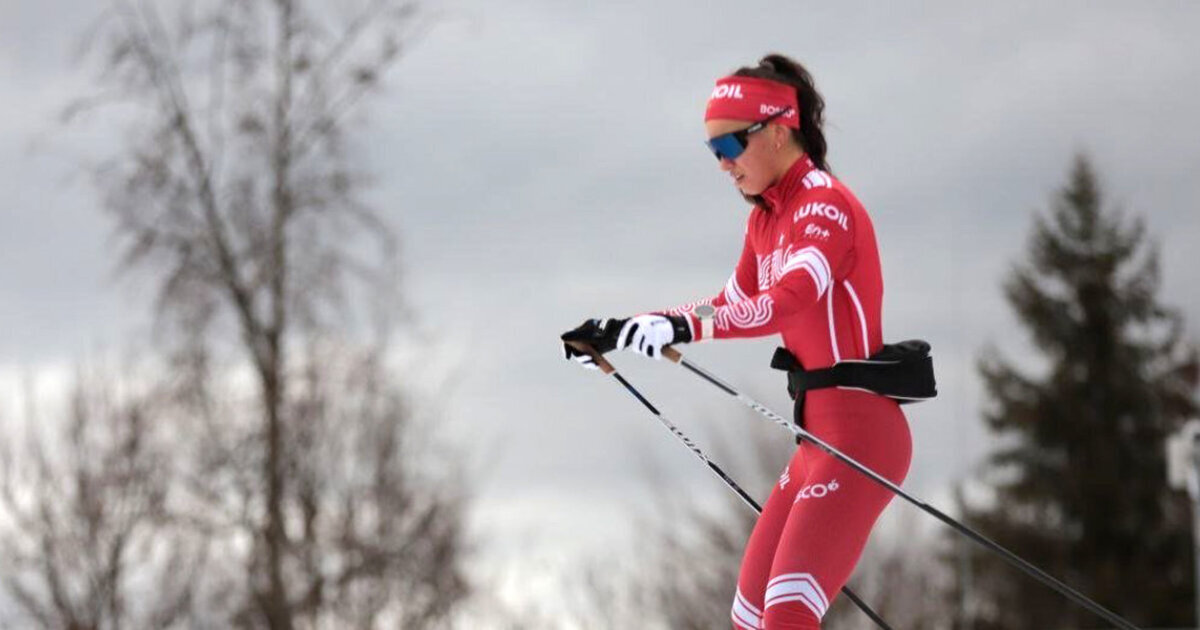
[705, 107, 794, 162]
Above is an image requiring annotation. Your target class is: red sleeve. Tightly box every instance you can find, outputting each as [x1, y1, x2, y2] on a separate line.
[689, 193, 855, 341]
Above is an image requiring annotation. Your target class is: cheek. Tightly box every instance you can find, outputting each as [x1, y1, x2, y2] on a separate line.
[740, 139, 773, 172]
[738, 149, 775, 189]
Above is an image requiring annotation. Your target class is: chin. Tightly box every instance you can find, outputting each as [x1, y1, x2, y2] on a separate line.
[739, 183, 766, 196]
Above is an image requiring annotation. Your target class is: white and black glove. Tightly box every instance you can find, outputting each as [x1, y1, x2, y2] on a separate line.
[616, 314, 692, 360]
[561, 318, 626, 370]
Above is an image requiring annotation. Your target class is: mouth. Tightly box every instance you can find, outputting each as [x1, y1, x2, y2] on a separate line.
[732, 173, 745, 185]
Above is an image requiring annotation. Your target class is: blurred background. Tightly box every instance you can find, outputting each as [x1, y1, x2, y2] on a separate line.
[2, 1, 1198, 628]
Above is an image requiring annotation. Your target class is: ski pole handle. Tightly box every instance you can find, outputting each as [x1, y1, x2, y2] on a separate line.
[661, 346, 683, 363]
[565, 341, 616, 375]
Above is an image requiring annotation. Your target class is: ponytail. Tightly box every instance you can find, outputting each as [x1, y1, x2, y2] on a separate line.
[733, 54, 830, 173]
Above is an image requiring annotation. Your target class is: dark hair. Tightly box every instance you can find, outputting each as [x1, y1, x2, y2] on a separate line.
[732, 54, 830, 173]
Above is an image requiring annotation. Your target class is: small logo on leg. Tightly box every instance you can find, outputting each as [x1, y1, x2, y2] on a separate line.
[794, 479, 839, 502]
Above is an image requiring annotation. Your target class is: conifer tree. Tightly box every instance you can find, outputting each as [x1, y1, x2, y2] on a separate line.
[959, 155, 1199, 628]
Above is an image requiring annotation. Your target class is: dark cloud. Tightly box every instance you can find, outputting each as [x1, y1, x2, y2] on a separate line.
[4, 0, 1200, 604]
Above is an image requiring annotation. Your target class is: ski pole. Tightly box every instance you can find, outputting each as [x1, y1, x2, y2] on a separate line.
[660, 346, 1142, 630]
[566, 341, 894, 630]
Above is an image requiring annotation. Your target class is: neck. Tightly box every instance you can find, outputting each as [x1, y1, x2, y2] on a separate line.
[770, 147, 805, 186]
[757, 150, 817, 211]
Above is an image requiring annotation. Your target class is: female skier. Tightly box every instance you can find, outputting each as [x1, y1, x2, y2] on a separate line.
[562, 54, 912, 629]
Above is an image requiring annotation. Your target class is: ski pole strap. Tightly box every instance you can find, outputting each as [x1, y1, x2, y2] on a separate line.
[770, 340, 938, 420]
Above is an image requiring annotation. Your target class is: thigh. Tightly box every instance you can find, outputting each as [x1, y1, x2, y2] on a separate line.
[732, 446, 806, 629]
[765, 437, 908, 623]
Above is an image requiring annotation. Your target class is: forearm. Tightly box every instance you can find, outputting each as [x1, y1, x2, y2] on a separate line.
[689, 272, 819, 341]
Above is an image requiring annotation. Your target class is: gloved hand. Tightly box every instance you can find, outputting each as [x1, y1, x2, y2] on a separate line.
[616, 314, 692, 360]
[561, 318, 627, 370]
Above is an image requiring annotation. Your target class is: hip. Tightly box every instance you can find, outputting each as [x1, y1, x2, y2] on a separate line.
[797, 388, 912, 474]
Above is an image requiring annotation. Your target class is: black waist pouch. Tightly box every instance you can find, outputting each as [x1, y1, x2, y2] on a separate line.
[770, 340, 937, 430]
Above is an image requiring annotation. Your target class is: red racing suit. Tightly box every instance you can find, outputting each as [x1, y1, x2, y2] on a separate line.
[665, 155, 912, 629]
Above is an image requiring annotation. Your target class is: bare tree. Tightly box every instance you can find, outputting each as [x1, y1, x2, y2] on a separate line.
[5, 1, 470, 628]
[0, 368, 205, 630]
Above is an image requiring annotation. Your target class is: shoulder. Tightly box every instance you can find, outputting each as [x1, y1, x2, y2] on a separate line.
[798, 169, 861, 208]
[800, 167, 837, 192]
[789, 193, 855, 236]
[790, 172, 869, 226]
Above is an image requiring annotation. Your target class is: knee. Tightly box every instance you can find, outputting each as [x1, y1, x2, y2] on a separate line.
[761, 573, 826, 629]
[731, 587, 763, 629]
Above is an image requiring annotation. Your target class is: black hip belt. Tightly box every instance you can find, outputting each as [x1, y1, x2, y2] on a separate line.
[770, 340, 937, 423]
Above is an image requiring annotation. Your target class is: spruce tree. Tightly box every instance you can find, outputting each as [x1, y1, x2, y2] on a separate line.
[958, 154, 1199, 628]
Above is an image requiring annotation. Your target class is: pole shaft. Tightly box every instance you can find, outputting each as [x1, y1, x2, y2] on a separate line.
[611, 371, 762, 514]
[594, 364, 892, 630]
[670, 351, 1141, 630]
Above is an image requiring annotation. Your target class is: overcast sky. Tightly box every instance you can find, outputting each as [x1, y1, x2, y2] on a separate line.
[3, 0, 1200, 620]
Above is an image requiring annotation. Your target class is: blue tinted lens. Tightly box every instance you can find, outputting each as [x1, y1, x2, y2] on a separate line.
[706, 133, 745, 161]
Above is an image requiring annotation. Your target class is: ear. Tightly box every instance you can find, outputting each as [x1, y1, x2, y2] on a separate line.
[772, 124, 790, 148]
[772, 124, 792, 146]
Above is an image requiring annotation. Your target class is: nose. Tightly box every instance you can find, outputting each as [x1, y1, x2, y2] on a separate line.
[718, 156, 735, 171]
